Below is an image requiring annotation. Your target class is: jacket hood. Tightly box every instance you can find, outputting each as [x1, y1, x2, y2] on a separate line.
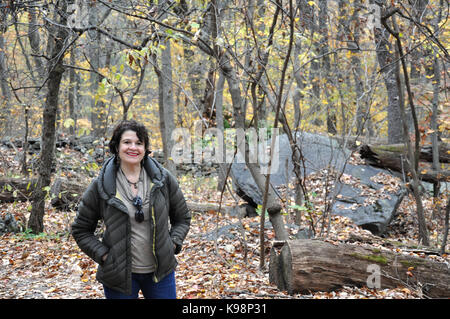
[97, 156, 167, 200]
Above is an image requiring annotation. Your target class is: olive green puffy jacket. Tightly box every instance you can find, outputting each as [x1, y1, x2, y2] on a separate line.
[71, 156, 191, 294]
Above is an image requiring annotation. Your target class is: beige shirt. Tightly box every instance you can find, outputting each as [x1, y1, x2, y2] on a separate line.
[116, 168, 156, 273]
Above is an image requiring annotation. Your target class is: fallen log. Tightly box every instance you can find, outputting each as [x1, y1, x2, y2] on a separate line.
[359, 143, 450, 183]
[187, 202, 237, 215]
[49, 178, 85, 210]
[269, 239, 450, 298]
[0, 178, 37, 202]
[0, 177, 85, 210]
[0, 177, 243, 215]
[360, 143, 449, 163]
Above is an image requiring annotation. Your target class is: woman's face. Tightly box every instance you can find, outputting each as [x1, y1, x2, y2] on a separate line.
[118, 130, 146, 166]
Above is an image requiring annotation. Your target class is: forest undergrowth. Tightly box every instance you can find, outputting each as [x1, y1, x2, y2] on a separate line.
[0, 145, 448, 299]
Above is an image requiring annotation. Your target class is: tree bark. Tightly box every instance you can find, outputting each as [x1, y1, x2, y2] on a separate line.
[0, 30, 9, 100]
[349, 0, 369, 136]
[408, 0, 428, 83]
[307, 2, 321, 126]
[0, 18, 10, 133]
[67, 43, 79, 136]
[269, 239, 450, 298]
[28, 2, 69, 234]
[430, 2, 444, 200]
[87, 0, 109, 137]
[441, 197, 449, 255]
[215, 71, 228, 191]
[318, 0, 337, 134]
[372, 0, 403, 144]
[157, 39, 177, 175]
[27, 8, 46, 81]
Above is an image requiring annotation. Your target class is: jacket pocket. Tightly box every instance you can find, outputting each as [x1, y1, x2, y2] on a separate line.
[99, 248, 117, 280]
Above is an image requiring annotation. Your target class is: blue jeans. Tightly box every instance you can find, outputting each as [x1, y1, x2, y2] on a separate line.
[103, 271, 176, 299]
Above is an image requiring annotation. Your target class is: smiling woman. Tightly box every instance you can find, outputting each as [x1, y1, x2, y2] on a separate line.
[109, 120, 151, 160]
[71, 119, 191, 299]
[117, 131, 146, 194]
[120, 131, 145, 161]
[108, 121, 151, 196]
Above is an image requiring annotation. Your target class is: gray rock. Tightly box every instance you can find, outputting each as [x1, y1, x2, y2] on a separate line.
[296, 132, 350, 176]
[231, 133, 405, 235]
[0, 213, 21, 235]
[332, 176, 406, 235]
[231, 133, 351, 204]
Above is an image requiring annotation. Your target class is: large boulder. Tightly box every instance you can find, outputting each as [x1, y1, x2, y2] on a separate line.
[331, 164, 406, 234]
[230, 133, 405, 235]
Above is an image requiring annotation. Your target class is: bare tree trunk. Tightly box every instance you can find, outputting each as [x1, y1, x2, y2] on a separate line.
[291, 33, 306, 226]
[318, 0, 336, 134]
[441, 197, 450, 255]
[68, 44, 78, 136]
[381, 10, 429, 246]
[27, 8, 46, 81]
[21, 106, 30, 176]
[348, 0, 368, 136]
[0, 6, 11, 135]
[200, 2, 219, 127]
[307, 3, 321, 127]
[29, 1, 69, 234]
[0, 34, 8, 100]
[259, 0, 295, 247]
[292, 37, 304, 131]
[0, 28, 10, 134]
[153, 25, 176, 175]
[372, 0, 403, 144]
[88, 1, 104, 137]
[215, 71, 227, 191]
[176, 0, 208, 122]
[431, 1, 443, 203]
[409, 0, 428, 83]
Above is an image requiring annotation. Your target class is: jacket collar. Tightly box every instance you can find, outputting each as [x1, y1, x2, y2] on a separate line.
[97, 155, 166, 200]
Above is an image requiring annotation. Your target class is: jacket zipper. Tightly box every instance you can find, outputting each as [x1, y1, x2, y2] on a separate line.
[151, 205, 159, 283]
[116, 181, 161, 283]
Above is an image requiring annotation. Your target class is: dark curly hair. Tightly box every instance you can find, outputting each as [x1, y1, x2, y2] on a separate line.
[108, 120, 150, 158]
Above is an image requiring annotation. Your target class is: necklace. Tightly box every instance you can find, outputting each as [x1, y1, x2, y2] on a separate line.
[120, 168, 140, 190]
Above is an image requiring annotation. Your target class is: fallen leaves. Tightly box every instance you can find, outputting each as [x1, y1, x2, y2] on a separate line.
[0, 146, 449, 299]
[175, 207, 279, 298]
[0, 192, 448, 299]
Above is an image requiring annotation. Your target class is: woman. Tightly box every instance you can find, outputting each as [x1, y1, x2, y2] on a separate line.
[71, 120, 191, 299]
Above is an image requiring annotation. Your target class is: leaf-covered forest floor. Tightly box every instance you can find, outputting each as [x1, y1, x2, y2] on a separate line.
[0, 145, 448, 299]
